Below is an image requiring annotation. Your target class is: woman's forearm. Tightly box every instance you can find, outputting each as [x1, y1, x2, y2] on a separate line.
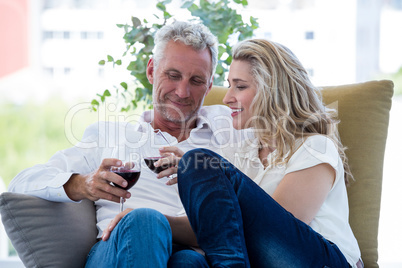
[165, 215, 198, 247]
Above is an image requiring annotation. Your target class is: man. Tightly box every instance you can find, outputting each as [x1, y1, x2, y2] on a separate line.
[9, 21, 240, 267]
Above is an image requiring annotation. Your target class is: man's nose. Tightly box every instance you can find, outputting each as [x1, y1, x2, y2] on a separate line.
[175, 80, 191, 98]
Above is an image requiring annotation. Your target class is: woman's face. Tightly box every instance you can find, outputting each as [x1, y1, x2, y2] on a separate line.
[223, 60, 258, 130]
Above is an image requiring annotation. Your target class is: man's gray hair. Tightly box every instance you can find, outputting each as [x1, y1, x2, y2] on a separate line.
[153, 21, 218, 77]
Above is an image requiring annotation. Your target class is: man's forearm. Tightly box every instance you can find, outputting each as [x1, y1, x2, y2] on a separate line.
[63, 174, 87, 202]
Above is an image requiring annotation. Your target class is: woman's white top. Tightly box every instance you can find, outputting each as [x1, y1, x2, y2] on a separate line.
[220, 134, 361, 267]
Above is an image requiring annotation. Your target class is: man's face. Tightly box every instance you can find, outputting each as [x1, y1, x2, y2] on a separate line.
[147, 41, 213, 124]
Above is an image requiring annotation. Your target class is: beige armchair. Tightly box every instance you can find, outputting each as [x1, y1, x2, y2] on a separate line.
[205, 80, 394, 268]
[0, 80, 393, 268]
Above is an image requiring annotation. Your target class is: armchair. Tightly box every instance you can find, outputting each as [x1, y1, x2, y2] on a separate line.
[0, 80, 393, 268]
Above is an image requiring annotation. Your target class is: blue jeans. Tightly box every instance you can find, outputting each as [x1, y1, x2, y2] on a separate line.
[85, 208, 208, 268]
[177, 149, 351, 268]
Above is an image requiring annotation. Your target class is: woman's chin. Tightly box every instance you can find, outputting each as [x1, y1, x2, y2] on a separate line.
[233, 123, 244, 130]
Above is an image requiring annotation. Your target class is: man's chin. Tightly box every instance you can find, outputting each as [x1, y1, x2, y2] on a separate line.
[155, 101, 200, 124]
[163, 112, 192, 124]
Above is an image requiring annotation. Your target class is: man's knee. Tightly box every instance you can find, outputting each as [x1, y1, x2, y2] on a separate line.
[119, 208, 171, 238]
[125, 208, 168, 224]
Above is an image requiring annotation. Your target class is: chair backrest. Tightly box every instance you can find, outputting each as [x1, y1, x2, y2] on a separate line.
[204, 80, 394, 268]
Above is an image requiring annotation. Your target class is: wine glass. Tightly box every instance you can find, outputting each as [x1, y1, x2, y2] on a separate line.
[144, 129, 174, 180]
[110, 147, 142, 212]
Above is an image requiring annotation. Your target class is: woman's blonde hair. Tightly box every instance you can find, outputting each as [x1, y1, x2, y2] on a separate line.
[232, 39, 352, 184]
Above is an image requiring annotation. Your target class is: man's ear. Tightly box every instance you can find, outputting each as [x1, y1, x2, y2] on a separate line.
[146, 58, 154, 84]
[205, 76, 214, 95]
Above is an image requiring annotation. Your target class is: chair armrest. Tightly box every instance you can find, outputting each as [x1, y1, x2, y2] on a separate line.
[0, 192, 98, 268]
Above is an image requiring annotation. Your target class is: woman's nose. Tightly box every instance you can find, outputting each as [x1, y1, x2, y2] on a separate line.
[223, 87, 235, 104]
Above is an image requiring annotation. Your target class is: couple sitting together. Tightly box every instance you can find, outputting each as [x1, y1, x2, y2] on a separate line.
[9, 20, 362, 267]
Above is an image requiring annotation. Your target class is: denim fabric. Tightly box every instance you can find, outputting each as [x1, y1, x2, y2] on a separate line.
[168, 246, 209, 268]
[85, 208, 208, 268]
[178, 148, 351, 268]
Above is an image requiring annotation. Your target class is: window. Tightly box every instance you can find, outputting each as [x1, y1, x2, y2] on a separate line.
[264, 32, 272, 39]
[305, 31, 314, 40]
[64, 67, 71, 75]
[81, 31, 101, 39]
[43, 67, 54, 77]
[63, 31, 70, 39]
[81, 31, 88, 39]
[98, 68, 104, 77]
[43, 31, 53, 40]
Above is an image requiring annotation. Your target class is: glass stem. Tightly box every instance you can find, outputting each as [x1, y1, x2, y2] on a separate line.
[120, 197, 124, 212]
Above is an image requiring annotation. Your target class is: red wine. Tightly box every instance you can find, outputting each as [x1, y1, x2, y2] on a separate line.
[112, 170, 140, 190]
[144, 157, 171, 174]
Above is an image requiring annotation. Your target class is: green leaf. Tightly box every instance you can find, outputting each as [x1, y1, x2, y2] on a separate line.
[120, 105, 130, 112]
[233, 0, 247, 5]
[103, 89, 111, 96]
[156, 2, 166, 12]
[161, 0, 172, 5]
[163, 11, 172, 19]
[127, 57, 146, 74]
[107, 55, 114, 62]
[131, 17, 141, 28]
[131, 100, 138, 110]
[216, 64, 224, 75]
[91, 99, 99, 106]
[218, 45, 226, 58]
[115, 59, 122, 65]
[250, 16, 259, 28]
[120, 82, 128, 90]
[218, 31, 230, 44]
[181, 0, 194, 9]
[98, 60, 105, 65]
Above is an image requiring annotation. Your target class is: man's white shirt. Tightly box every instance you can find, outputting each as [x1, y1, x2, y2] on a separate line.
[9, 105, 246, 237]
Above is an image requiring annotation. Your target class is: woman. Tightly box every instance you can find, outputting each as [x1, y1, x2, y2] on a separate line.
[174, 39, 362, 267]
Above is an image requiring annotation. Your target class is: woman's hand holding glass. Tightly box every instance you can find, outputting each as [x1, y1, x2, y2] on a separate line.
[154, 146, 184, 185]
[143, 129, 183, 185]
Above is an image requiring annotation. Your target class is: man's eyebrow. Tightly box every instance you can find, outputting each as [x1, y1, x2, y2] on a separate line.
[165, 68, 180, 73]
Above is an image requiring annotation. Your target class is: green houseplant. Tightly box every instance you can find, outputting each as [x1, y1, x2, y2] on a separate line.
[92, 0, 258, 112]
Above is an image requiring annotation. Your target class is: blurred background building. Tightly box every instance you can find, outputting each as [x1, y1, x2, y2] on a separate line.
[1, 0, 402, 102]
[1, 0, 401, 267]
